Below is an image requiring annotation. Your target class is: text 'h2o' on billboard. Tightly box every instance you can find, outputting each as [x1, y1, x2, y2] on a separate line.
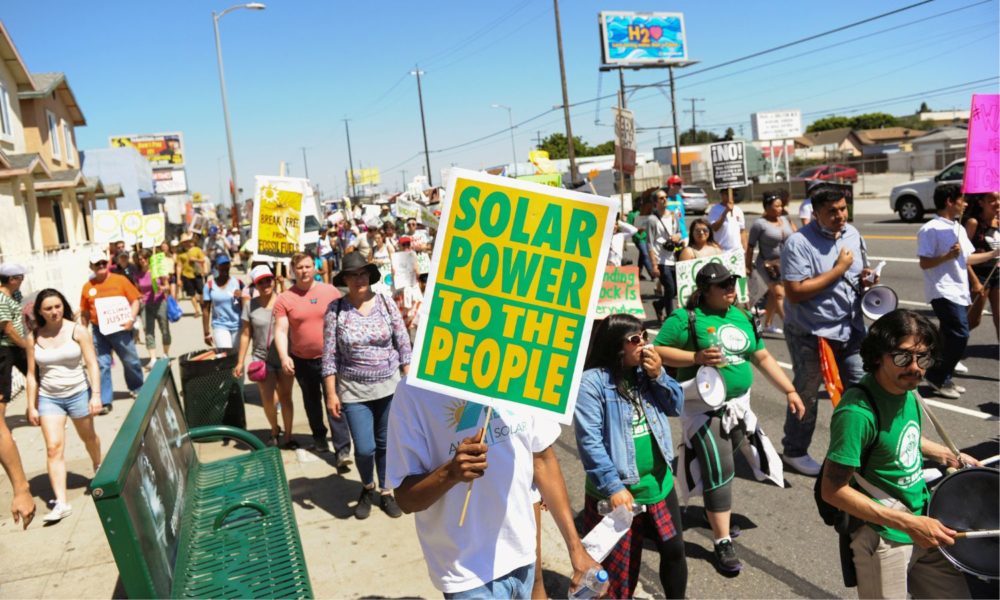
[600, 11, 687, 67]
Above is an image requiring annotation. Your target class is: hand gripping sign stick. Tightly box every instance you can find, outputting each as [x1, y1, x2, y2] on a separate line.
[458, 405, 494, 527]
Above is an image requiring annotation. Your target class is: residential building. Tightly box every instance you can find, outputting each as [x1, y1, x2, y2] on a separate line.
[794, 128, 864, 160]
[855, 127, 927, 155]
[919, 110, 970, 126]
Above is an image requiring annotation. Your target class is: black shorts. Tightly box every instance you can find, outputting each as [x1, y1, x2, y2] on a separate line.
[182, 275, 204, 297]
[0, 345, 28, 403]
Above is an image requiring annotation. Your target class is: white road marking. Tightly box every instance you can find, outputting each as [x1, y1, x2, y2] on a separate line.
[922, 398, 997, 420]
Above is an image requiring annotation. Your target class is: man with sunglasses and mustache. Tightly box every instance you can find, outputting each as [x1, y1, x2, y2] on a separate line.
[79, 249, 144, 414]
[821, 309, 979, 599]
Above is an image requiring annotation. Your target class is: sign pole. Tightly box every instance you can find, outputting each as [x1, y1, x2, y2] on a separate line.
[458, 405, 493, 527]
[617, 66, 627, 216]
[669, 65, 682, 179]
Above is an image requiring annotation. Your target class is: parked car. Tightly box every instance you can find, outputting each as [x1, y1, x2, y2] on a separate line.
[794, 164, 858, 183]
[889, 158, 965, 222]
[659, 185, 710, 215]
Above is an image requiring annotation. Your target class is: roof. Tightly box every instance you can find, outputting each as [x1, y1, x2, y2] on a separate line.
[32, 167, 82, 189]
[0, 150, 50, 179]
[911, 126, 969, 145]
[0, 21, 35, 89]
[855, 127, 927, 145]
[796, 127, 859, 148]
[17, 72, 86, 126]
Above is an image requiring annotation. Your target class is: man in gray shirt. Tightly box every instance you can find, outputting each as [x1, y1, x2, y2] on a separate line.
[779, 186, 878, 475]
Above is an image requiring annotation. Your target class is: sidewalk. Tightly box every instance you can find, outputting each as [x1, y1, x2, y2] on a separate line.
[0, 299, 580, 598]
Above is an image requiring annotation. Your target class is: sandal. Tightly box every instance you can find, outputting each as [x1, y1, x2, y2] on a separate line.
[281, 438, 300, 450]
[267, 428, 282, 447]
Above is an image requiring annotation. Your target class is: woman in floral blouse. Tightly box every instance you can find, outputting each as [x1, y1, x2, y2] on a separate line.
[323, 253, 411, 519]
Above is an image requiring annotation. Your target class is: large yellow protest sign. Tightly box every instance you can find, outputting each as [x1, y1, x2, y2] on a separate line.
[252, 176, 305, 260]
[409, 169, 615, 424]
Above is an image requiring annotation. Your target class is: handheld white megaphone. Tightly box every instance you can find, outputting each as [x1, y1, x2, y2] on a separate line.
[861, 285, 898, 320]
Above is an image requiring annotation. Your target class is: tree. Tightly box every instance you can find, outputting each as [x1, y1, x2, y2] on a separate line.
[679, 129, 719, 145]
[806, 116, 853, 133]
[918, 102, 931, 114]
[590, 140, 616, 156]
[850, 112, 898, 130]
[536, 133, 617, 158]
[724, 127, 735, 140]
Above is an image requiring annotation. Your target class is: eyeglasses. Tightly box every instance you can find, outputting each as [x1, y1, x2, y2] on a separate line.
[625, 331, 648, 345]
[92, 261, 108, 268]
[255, 277, 274, 286]
[714, 279, 738, 290]
[692, 228, 709, 235]
[344, 270, 369, 279]
[889, 349, 934, 369]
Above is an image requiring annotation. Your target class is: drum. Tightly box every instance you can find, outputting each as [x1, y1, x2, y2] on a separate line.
[681, 366, 727, 414]
[927, 466, 999, 580]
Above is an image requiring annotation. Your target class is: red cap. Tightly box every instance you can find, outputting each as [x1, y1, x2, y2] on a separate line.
[398, 236, 412, 245]
[667, 175, 683, 186]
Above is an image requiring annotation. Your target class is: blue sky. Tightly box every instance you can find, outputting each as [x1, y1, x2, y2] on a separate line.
[4, 0, 998, 201]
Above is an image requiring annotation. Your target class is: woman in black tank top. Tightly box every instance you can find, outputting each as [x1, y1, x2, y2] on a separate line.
[963, 192, 1000, 336]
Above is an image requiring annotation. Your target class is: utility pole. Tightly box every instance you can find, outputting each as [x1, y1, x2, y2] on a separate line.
[668, 66, 681, 178]
[401, 169, 407, 191]
[343, 119, 357, 201]
[535, 130, 543, 149]
[410, 66, 433, 187]
[300, 146, 310, 179]
[684, 98, 705, 140]
[552, 0, 579, 186]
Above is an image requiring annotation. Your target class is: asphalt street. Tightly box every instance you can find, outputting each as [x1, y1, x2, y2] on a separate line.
[549, 207, 1000, 599]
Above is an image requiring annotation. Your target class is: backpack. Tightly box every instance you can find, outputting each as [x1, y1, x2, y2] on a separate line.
[813, 383, 880, 532]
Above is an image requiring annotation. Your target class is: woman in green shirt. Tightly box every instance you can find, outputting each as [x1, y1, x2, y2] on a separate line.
[655, 263, 804, 574]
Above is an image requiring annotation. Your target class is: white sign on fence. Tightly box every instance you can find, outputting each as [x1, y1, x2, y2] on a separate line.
[751, 110, 802, 141]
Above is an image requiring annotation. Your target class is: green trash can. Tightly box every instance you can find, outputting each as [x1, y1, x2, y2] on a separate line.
[178, 350, 246, 430]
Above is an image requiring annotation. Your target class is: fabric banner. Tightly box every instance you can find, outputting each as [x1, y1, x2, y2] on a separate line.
[675, 250, 748, 306]
[595, 265, 645, 319]
[251, 176, 306, 260]
[409, 169, 616, 424]
[964, 94, 999, 194]
[93, 209, 122, 244]
[120, 210, 144, 246]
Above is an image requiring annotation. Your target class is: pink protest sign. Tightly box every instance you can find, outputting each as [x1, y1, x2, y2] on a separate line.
[964, 94, 999, 193]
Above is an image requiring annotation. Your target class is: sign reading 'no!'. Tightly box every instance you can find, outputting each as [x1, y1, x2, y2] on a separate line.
[709, 140, 748, 190]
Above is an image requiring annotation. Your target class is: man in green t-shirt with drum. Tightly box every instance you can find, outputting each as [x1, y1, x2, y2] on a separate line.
[821, 309, 979, 599]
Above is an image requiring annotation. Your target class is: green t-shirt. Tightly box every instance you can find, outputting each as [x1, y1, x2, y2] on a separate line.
[585, 401, 673, 504]
[654, 305, 763, 399]
[627, 210, 647, 243]
[0, 292, 24, 348]
[826, 374, 928, 544]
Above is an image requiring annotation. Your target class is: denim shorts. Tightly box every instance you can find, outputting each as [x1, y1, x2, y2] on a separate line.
[38, 387, 92, 419]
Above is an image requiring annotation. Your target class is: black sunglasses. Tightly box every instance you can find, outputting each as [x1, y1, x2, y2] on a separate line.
[889, 349, 934, 369]
[92, 261, 108, 268]
[625, 331, 648, 345]
[714, 278, 738, 290]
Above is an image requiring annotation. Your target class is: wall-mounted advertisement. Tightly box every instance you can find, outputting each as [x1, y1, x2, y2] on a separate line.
[152, 169, 188, 194]
[110, 132, 184, 167]
[751, 110, 803, 141]
[600, 11, 687, 67]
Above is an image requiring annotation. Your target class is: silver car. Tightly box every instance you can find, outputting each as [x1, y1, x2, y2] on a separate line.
[680, 186, 709, 215]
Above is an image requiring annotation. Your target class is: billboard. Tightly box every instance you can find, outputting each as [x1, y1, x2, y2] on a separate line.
[600, 11, 687, 67]
[751, 110, 803, 141]
[347, 168, 380, 186]
[152, 169, 188, 194]
[709, 141, 749, 190]
[109, 133, 184, 167]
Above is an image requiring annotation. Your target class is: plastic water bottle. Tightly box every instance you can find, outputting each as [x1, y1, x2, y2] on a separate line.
[596, 499, 645, 516]
[706, 326, 728, 366]
[570, 567, 610, 599]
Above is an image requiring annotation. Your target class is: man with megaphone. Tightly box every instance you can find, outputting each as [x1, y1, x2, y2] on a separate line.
[778, 185, 879, 476]
[916, 184, 1000, 400]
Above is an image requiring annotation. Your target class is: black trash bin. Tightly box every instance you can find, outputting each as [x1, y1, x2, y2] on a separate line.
[178, 349, 246, 430]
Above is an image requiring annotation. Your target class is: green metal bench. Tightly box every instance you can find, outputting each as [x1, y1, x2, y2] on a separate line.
[90, 359, 313, 599]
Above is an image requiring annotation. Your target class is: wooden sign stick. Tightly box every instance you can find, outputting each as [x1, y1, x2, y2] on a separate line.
[458, 405, 494, 527]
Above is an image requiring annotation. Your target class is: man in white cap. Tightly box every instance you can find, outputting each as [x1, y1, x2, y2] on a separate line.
[79, 249, 143, 414]
[0, 263, 28, 405]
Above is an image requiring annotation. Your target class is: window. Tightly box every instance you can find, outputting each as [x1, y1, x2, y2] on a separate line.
[62, 119, 75, 165]
[47, 111, 61, 161]
[0, 82, 10, 137]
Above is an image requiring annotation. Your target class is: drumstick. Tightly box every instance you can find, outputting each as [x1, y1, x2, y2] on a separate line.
[458, 405, 493, 527]
[980, 454, 1000, 466]
[955, 529, 1000, 539]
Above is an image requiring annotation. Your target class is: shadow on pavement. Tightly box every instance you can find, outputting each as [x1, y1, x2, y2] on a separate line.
[288, 474, 364, 520]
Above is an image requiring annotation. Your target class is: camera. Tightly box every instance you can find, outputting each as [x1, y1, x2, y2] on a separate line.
[657, 236, 679, 252]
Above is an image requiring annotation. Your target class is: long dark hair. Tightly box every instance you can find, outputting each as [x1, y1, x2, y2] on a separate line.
[688, 217, 718, 248]
[860, 309, 940, 373]
[584, 314, 644, 400]
[32, 288, 75, 329]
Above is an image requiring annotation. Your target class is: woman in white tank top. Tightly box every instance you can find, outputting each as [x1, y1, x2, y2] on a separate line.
[25, 289, 103, 524]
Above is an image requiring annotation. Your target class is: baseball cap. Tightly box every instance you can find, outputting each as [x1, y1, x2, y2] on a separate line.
[215, 255, 231, 266]
[667, 175, 683, 186]
[696, 263, 737, 287]
[180, 232, 194, 243]
[88, 248, 109, 265]
[249, 265, 274, 284]
[398, 236, 412, 245]
[169, 239, 179, 247]
[0, 263, 27, 277]
[209, 225, 219, 236]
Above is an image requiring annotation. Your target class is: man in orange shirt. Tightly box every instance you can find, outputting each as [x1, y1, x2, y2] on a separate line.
[79, 249, 143, 414]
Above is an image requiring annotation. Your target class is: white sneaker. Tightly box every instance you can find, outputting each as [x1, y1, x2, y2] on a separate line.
[42, 501, 72, 523]
[953, 361, 969, 374]
[782, 454, 822, 476]
[927, 380, 961, 400]
[763, 325, 783, 335]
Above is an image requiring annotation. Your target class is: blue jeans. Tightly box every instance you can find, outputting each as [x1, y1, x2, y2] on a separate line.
[783, 323, 865, 458]
[92, 327, 144, 406]
[342, 395, 391, 489]
[924, 298, 969, 387]
[442, 563, 535, 600]
[635, 240, 655, 280]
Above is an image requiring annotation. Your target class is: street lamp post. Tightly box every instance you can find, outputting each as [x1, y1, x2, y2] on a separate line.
[491, 104, 517, 178]
[212, 2, 265, 219]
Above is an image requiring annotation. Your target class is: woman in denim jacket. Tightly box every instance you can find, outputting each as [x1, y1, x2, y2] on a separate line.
[573, 313, 687, 599]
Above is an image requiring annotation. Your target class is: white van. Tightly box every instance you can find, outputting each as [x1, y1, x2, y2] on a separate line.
[889, 159, 965, 222]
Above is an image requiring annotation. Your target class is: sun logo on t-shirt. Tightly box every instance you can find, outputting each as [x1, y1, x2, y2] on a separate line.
[445, 400, 487, 432]
[896, 422, 921, 471]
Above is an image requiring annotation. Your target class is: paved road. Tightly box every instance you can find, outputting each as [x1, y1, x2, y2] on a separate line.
[549, 208, 999, 599]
